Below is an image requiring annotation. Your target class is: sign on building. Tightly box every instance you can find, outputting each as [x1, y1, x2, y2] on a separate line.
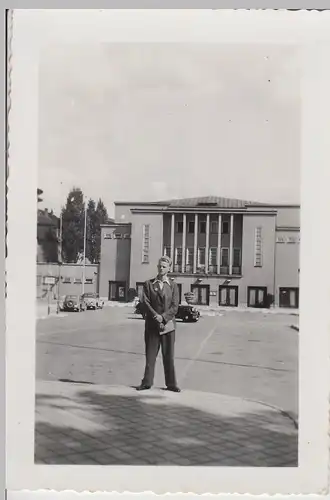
[276, 236, 300, 244]
[43, 276, 56, 285]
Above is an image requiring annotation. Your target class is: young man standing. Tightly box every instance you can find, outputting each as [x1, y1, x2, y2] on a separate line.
[136, 255, 181, 392]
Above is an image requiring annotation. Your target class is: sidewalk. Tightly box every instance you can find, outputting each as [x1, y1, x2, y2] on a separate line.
[104, 300, 299, 316]
[35, 380, 298, 467]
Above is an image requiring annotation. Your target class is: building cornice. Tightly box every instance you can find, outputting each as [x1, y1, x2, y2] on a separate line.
[130, 208, 278, 216]
[249, 203, 300, 208]
[276, 226, 300, 232]
[116, 201, 300, 209]
[100, 223, 131, 228]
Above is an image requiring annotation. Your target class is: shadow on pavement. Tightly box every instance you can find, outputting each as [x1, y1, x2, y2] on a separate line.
[35, 388, 298, 467]
[58, 378, 96, 385]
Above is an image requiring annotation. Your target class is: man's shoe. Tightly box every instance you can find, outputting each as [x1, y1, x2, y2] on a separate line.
[136, 384, 151, 391]
[167, 386, 181, 393]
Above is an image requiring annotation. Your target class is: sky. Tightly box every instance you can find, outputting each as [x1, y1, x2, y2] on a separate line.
[38, 43, 301, 218]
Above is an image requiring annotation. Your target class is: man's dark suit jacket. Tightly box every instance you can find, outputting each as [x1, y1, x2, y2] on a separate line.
[142, 278, 180, 332]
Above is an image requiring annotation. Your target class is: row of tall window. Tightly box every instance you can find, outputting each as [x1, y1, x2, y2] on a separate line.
[141, 223, 263, 270]
[176, 219, 229, 235]
[163, 246, 241, 268]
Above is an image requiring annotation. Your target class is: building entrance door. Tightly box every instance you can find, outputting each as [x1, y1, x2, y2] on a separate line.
[176, 283, 182, 304]
[279, 287, 299, 308]
[218, 285, 238, 307]
[191, 284, 210, 305]
[108, 281, 126, 302]
[247, 286, 268, 308]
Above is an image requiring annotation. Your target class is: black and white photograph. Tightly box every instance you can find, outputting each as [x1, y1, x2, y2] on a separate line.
[6, 9, 330, 495]
[35, 41, 301, 468]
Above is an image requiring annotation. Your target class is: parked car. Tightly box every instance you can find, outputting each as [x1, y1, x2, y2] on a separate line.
[63, 294, 87, 312]
[175, 304, 200, 322]
[134, 301, 200, 323]
[82, 292, 104, 310]
[134, 300, 146, 318]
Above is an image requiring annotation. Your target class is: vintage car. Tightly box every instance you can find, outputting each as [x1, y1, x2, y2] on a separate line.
[175, 304, 200, 322]
[81, 292, 104, 310]
[134, 300, 146, 318]
[63, 295, 87, 312]
[134, 301, 200, 323]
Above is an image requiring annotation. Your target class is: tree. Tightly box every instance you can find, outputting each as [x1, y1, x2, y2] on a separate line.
[94, 199, 109, 263]
[41, 225, 59, 263]
[60, 189, 109, 264]
[61, 187, 85, 263]
[86, 198, 97, 263]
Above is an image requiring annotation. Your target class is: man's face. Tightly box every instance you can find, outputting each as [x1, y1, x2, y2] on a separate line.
[157, 260, 170, 277]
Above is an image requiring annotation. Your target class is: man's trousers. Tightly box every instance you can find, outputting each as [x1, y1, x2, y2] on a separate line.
[141, 328, 177, 388]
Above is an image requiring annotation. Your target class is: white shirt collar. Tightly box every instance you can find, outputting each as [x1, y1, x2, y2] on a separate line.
[153, 276, 170, 285]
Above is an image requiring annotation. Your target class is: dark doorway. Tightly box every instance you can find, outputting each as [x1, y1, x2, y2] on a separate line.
[247, 286, 268, 308]
[176, 283, 182, 304]
[108, 281, 127, 302]
[191, 284, 210, 305]
[218, 285, 238, 307]
[279, 287, 299, 308]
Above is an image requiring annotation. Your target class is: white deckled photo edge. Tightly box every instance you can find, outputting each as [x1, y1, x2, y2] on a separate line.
[6, 8, 330, 495]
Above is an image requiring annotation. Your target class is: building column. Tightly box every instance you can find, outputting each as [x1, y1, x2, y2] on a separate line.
[182, 213, 186, 273]
[170, 213, 175, 271]
[217, 214, 222, 274]
[229, 214, 234, 275]
[193, 213, 198, 274]
[205, 213, 210, 273]
[160, 214, 164, 257]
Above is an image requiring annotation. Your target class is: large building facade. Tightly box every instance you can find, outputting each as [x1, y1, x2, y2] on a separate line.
[99, 196, 300, 308]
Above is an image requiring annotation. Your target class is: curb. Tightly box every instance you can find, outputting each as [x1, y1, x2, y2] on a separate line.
[242, 396, 298, 430]
[39, 379, 298, 431]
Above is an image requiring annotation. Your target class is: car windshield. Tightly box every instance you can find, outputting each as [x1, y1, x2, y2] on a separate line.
[84, 293, 95, 298]
[66, 295, 78, 300]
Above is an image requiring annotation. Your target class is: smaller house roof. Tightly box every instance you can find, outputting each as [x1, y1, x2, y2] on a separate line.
[37, 210, 59, 227]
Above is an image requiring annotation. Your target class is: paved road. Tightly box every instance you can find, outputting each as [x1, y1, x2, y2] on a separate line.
[36, 305, 298, 418]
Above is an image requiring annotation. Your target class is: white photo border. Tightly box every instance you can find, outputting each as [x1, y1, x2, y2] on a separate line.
[7, 9, 330, 494]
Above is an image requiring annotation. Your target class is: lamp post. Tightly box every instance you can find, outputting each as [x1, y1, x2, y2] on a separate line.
[56, 210, 63, 314]
[56, 184, 64, 314]
[82, 196, 88, 295]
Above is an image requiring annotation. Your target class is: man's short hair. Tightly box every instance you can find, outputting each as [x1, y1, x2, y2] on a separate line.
[159, 255, 172, 267]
